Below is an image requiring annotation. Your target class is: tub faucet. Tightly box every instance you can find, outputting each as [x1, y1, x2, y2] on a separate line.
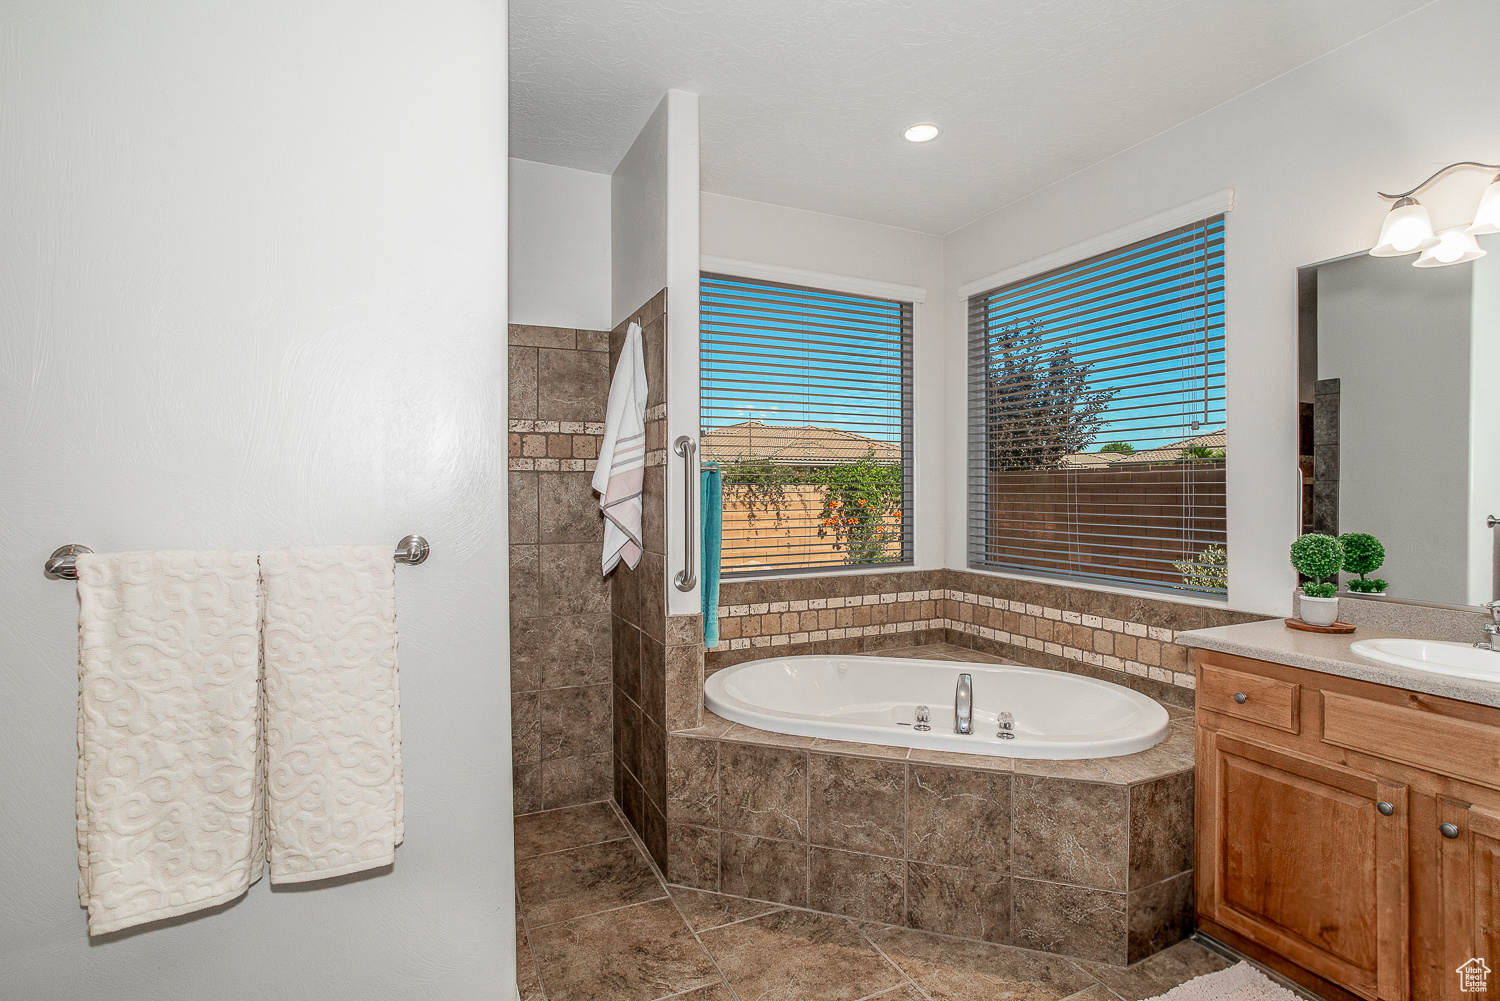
[955, 673, 972, 734]
[1478, 601, 1500, 651]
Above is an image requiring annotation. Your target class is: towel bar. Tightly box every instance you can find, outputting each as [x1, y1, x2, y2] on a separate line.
[673, 435, 697, 592]
[44, 536, 431, 580]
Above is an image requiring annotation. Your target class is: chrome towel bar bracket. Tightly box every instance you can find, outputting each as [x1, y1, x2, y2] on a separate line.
[45, 536, 431, 580]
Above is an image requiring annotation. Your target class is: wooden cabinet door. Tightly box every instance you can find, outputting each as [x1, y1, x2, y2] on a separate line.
[1437, 798, 1500, 1000]
[1205, 734, 1409, 1000]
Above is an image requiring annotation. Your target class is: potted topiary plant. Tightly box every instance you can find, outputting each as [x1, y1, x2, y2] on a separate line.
[1290, 533, 1343, 626]
[1339, 532, 1388, 594]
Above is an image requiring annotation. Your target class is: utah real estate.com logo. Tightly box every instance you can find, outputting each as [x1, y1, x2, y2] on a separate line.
[1459, 958, 1491, 993]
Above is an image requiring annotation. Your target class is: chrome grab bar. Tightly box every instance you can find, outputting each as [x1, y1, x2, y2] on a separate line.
[673, 436, 697, 591]
[45, 536, 431, 580]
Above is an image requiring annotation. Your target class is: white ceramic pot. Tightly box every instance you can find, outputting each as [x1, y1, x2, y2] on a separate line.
[1299, 593, 1340, 627]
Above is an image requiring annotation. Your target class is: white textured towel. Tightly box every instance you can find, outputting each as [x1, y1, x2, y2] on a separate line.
[260, 545, 402, 882]
[592, 320, 648, 573]
[75, 550, 265, 936]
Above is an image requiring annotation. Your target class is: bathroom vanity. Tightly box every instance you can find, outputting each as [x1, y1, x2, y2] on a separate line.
[1183, 621, 1500, 1001]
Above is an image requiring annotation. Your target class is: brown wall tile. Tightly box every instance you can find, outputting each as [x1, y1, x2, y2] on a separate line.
[808, 754, 905, 857]
[905, 862, 1010, 944]
[906, 765, 1010, 871]
[1011, 776, 1128, 891]
[1127, 872, 1193, 963]
[541, 685, 611, 761]
[537, 346, 607, 423]
[542, 752, 611, 810]
[667, 824, 720, 891]
[720, 744, 807, 841]
[538, 472, 604, 544]
[1012, 879, 1127, 965]
[809, 848, 905, 924]
[667, 735, 718, 827]
[720, 833, 807, 906]
[1129, 772, 1194, 890]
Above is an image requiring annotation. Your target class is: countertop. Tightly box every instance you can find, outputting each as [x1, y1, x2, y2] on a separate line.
[1176, 618, 1500, 710]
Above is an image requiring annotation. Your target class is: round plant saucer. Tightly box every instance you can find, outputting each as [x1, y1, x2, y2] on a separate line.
[1285, 618, 1356, 634]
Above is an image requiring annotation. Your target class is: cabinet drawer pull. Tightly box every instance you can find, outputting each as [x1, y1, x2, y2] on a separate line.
[1441, 822, 1461, 839]
[1377, 801, 1395, 816]
[1233, 692, 1248, 704]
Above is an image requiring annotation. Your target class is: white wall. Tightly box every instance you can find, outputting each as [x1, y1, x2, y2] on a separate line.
[612, 98, 670, 327]
[942, 0, 1500, 615]
[664, 91, 702, 616]
[510, 158, 611, 330]
[700, 193, 948, 570]
[0, 4, 514, 998]
[1318, 254, 1472, 604]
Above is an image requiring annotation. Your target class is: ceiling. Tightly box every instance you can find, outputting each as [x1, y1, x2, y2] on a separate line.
[510, 0, 1432, 235]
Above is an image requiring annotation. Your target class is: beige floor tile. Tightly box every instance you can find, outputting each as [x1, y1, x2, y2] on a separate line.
[516, 801, 629, 859]
[1074, 939, 1233, 1001]
[667, 885, 784, 931]
[517, 838, 664, 926]
[863, 925, 1096, 1001]
[531, 898, 719, 1001]
[701, 909, 906, 1001]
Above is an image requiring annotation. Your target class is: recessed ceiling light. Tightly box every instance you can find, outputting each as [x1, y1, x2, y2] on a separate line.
[902, 123, 940, 143]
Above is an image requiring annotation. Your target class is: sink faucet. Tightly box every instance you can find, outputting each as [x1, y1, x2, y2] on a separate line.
[955, 673, 972, 734]
[1478, 601, 1500, 650]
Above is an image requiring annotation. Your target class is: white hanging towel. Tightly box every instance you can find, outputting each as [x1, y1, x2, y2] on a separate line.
[260, 545, 402, 883]
[592, 320, 649, 573]
[75, 550, 265, 935]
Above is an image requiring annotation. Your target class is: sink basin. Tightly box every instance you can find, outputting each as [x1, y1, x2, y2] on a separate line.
[1350, 637, 1500, 683]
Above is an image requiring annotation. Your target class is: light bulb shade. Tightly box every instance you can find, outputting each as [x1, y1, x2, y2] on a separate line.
[1468, 175, 1500, 235]
[1370, 198, 1439, 256]
[1413, 227, 1487, 267]
[902, 123, 940, 143]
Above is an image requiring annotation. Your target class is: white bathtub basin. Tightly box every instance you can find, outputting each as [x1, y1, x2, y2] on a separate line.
[704, 654, 1170, 759]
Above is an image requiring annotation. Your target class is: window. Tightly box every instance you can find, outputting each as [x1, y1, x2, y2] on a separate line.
[967, 216, 1227, 597]
[700, 273, 912, 575]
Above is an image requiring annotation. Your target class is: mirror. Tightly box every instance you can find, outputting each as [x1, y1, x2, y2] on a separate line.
[1298, 237, 1500, 607]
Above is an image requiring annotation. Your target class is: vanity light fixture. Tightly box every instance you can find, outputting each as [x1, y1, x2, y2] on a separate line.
[1372, 161, 1500, 266]
[1414, 227, 1487, 268]
[903, 123, 940, 143]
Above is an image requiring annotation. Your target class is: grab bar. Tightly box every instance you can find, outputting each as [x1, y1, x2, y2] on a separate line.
[44, 535, 431, 580]
[674, 435, 697, 591]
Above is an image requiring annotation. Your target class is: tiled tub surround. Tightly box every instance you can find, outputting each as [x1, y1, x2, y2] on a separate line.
[509, 322, 614, 814]
[705, 569, 1270, 708]
[515, 800, 1235, 1001]
[663, 645, 1198, 967]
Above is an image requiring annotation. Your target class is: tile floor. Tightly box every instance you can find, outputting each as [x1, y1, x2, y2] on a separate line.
[515, 802, 1234, 1001]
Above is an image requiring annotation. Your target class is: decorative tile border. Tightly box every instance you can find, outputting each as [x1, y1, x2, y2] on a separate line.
[714, 586, 1195, 689]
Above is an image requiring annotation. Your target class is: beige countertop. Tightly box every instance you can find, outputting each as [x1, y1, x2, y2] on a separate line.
[1177, 618, 1500, 710]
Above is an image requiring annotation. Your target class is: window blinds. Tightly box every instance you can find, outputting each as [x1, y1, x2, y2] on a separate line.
[967, 216, 1227, 596]
[700, 273, 912, 575]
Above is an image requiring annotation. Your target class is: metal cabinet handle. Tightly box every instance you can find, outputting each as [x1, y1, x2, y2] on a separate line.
[1441, 822, 1461, 839]
[673, 436, 697, 592]
[1233, 692, 1248, 704]
[1377, 801, 1395, 816]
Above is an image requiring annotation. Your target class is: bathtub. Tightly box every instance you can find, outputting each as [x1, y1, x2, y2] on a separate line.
[704, 654, 1170, 759]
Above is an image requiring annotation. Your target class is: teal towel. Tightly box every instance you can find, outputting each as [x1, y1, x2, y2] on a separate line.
[701, 465, 722, 648]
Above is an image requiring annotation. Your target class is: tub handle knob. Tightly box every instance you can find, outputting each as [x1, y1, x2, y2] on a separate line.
[1233, 692, 1248, 704]
[914, 705, 931, 732]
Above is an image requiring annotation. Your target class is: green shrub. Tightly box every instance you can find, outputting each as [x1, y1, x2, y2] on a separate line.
[1302, 582, 1338, 598]
[1290, 533, 1343, 594]
[1339, 533, 1386, 592]
[1173, 545, 1227, 594]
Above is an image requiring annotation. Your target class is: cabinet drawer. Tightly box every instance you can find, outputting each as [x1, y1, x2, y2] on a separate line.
[1323, 691, 1500, 791]
[1200, 661, 1300, 733]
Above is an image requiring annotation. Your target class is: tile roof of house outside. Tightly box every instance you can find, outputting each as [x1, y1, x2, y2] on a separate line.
[1059, 430, 1226, 468]
[701, 421, 899, 465]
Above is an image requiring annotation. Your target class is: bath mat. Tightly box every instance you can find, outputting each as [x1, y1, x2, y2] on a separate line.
[1146, 962, 1301, 1001]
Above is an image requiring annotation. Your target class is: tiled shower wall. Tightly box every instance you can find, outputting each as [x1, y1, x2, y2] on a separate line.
[508, 323, 613, 814]
[606, 290, 709, 870]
